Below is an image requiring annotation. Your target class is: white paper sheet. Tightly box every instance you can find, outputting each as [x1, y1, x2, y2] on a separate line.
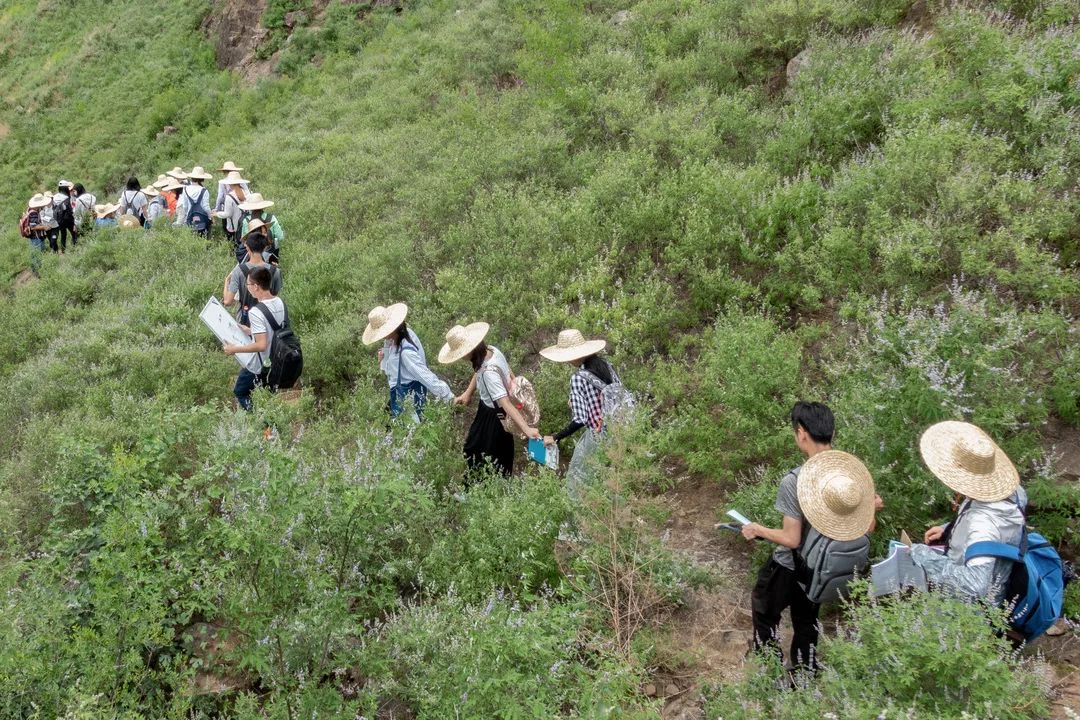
[199, 296, 258, 369]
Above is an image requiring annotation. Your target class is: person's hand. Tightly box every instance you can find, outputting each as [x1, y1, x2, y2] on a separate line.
[543, 435, 555, 447]
[238, 324, 251, 335]
[524, 427, 541, 441]
[874, 494, 884, 511]
[924, 525, 945, 544]
[377, 348, 384, 363]
[453, 394, 469, 406]
[741, 522, 761, 541]
[222, 343, 237, 356]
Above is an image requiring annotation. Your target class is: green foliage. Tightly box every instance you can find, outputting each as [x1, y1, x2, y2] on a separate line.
[705, 587, 1051, 719]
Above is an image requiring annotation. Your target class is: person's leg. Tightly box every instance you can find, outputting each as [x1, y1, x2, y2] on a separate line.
[29, 236, 44, 276]
[58, 224, 70, 252]
[47, 229, 59, 253]
[233, 368, 258, 411]
[789, 583, 821, 671]
[751, 559, 791, 664]
[493, 426, 515, 477]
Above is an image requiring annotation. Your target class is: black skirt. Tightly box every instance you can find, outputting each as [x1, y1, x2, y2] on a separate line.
[464, 400, 514, 479]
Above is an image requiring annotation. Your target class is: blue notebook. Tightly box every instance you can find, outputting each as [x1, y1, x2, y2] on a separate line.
[527, 438, 547, 465]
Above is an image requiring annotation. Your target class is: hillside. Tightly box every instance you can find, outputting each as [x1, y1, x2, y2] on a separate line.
[1, 0, 1079, 717]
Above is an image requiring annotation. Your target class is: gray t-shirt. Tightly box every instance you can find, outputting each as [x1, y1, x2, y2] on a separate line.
[228, 262, 283, 300]
[771, 467, 804, 570]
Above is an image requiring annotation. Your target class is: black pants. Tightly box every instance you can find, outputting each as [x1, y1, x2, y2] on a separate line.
[46, 228, 60, 253]
[58, 222, 75, 251]
[751, 558, 821, 669]
[463, 401, 514, 480]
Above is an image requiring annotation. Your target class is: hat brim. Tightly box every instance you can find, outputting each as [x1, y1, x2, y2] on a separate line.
[223, 176, 249, 185]
[239, 200, 274, 211]
[438, 322, 490, 364]
[796, 450, 876, 542]
[220, 165, 244, 172]
[29, 198, 49, 209]
[152, 179, 171, 189]
[539, 339, 607, 363]
[188, 173, 212, 181]
[919, 423, 1019, 502]
[362, 304, 410, 346]
[166, 171, 187, 180]
[118, 215, 141, 229]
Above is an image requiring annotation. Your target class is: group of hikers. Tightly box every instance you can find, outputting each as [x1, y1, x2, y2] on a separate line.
[16, 160, 1070, 678]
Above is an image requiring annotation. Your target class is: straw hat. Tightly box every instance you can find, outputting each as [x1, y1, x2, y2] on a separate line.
[28, 193, 50, 209]
[161, 178, 184, 192]
[362, 304, 409, 346]
[220, 160, 244, 173]
[118, 214, 141, 229]
[540, 329, 607, 363]
[187, 166, 212, 181]
[152, 174, 171, 189]
[797, 450, 876, 541]
[239, 193, 274, 211]
[222, 170, 249, 185]
[246, 218, 267, 234]
[44, 190, 54, 199]
[919, 421, 1019, 502]
[95, 202, 120, 218]
[438, 322, 490, 364]
[166, 167, 187, 180]
[142, 186, 160, 197]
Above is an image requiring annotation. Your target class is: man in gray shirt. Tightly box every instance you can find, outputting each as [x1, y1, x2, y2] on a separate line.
[223, 233, 282, 326]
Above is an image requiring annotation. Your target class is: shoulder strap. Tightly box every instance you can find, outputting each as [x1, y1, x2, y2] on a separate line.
[252, 301, 285, 333]
[965, 541, 1022, 564]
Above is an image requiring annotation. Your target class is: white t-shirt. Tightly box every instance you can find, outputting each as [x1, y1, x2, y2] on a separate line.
[245, 297, 286, 373]
[477, 347, 511, 408]
[117, 189, 147, 216]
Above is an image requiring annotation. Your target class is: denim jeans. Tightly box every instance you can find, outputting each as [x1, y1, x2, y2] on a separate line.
[234, 367, 268, 411]
[28, 235, 45, 275]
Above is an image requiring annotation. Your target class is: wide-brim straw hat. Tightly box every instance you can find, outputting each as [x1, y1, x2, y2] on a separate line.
[93, 203, 105, 214]
[239, 193, 274, 211]
[166, 167, 187, 180]
[246, 218, 267, 234]
[44, 190, 54, 199]
[362, 303, 409, 346]
[797, 450, 876, 541]
[222, 170, 249, 185]
[142, 186, 160, 197]
[540, 329, 607, 363]
[220, 160, 244, 173]
[96, 202, 120, 218]
[187, 166, 212, 181]
[118, 214, 141, 229]
[28, 193, 50, 209]
[161, 178, 185, 192]
[438, 322, 490, 364]
[152, 174, 171, 189]
[919, 421, 1019, 502]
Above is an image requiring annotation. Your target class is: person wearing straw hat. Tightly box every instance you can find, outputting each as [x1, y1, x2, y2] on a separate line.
[95, 202, 120, 228]
[741, 401, 883, 670]
[363, 303, 453, 421]
[539, 329, 621, 496]
[160, 177, 184, 219]
[239, 193, 283, 260]
[165, 167, 188, 182]
[910, 421, 1027, 604]
[216, 161, 250, 211]
[440, 323, 539, 478]
[25, 193, 51, 275]
[217, 171, 250, 245]
[174, 166, 213, 237]
[143, 186, 167, 227]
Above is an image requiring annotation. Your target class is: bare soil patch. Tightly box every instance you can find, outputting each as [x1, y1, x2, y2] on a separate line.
[202, 0, 278, 82]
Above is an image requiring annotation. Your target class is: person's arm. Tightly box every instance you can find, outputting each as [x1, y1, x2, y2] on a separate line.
[222, 268, 240, 307]
[741, 515, 802, 548]
[497, 395, 540, 439]
[454, 374, 477, 406]
[215, 182, 227, 211]
[911, 544, 994, 599]
[399, 347, 454, 401]
[173, 193, 188, 225]
[223, 331, 267, 355]
[271, 217, 284, 243]
[546, 421, 585, 446]
[868, 494, 884, 534]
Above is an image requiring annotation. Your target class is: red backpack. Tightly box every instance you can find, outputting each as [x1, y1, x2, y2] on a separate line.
[18, 211, 32, 239]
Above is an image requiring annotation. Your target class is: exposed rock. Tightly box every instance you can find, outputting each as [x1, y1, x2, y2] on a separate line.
[611, 10, 633, 26]
[643, 682, 658, 696]
[665, 682, 680, 697]
[786, 49, 810, 85]
[283, 10, 308, 28]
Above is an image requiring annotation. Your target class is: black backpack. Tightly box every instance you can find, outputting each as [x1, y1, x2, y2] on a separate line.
[54, 197, 74, 228]
[184, 187, 211, 236]
[237, 264, 281, 311]
[253, 301, 302, 390]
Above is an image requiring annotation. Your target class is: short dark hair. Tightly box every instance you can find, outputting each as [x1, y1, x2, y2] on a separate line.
[248, 266, 274, 292]
[790, 401, 834, 444]
[125, 177, 140, 191]
[245, 232, 268, 253]
[73, 183, 86, 195]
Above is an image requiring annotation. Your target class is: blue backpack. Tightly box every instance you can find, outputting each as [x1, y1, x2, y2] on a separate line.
[965, 528, 1065, 641]
[184, 186, 211, 237]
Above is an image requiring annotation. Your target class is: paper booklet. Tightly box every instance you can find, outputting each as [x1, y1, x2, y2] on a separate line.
[871, 537, 932, 597]
[527, 438, 559, 470]
[199, 296, 258, 369]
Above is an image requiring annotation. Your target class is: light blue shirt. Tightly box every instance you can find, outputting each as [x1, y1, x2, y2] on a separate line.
[379, 328, 453, 401]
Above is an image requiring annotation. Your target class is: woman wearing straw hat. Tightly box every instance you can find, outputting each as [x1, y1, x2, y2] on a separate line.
[539, 329, 620, 496]
[217, 171, 250, 246]
[25, 193, 51, 275]
[174, 166, 213, 236]
[239, 193, 283, 261]
[440, 323, 540, 478]
[910, 421, 1026, 604]
[95, 203, 120, 228]
[160, 177, 184, 219]
[143, 186, 167, 228]
[216, 161, 250, 212]
[363, 303, 453, 421]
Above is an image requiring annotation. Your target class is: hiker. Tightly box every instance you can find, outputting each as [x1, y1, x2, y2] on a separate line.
[238, 194, 282, 262]
[117, 177, 147, 227]
[540, 329, 622, 496]
[34, 190, 60, 253]
[217, 171, 250, 246]
[363, 303, 454, 420]
[24, 193, 50, 275]
[174, 166, 213, 237]
[95, 203, 120, 228]
[53, 180, 76, 251]
[739, 401, 883, 670]
[144, 186, 168, 227]
[223, 227, 282, 327]
[440, 323, 540, 478]
[215, 161, 250, 212]
[71, 184, 97, 233]
[222, 266, 286, 412]
[911, 421, 1026, 605]
[160, 177, 184, 218]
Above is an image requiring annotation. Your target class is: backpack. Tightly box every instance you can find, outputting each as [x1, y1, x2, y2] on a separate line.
[252, 301, 302, 390]
[482, 362, 539, 438]
[54, 197, 74, 228]
[184, 187, 211, 236]
[120, 190, 146, 225]
[19, 211, 32, 239]
[796, 527, 871, 604]
[237, 263, 280, 311]
[580, 369, 636, 430]
[965, 528, 1065, 641]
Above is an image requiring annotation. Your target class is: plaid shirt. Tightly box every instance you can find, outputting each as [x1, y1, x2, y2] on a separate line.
[569, 367, 620, 432]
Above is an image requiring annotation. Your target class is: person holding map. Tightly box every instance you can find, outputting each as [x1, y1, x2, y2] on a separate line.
[222, 266, 287, 411]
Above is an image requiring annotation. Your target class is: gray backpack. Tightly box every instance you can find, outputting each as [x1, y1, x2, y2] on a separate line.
[580, 369, 636, 429]
[796, 527, 871, 604]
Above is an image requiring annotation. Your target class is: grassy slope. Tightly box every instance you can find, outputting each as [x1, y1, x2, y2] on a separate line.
[0, 0, 1079, 716]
